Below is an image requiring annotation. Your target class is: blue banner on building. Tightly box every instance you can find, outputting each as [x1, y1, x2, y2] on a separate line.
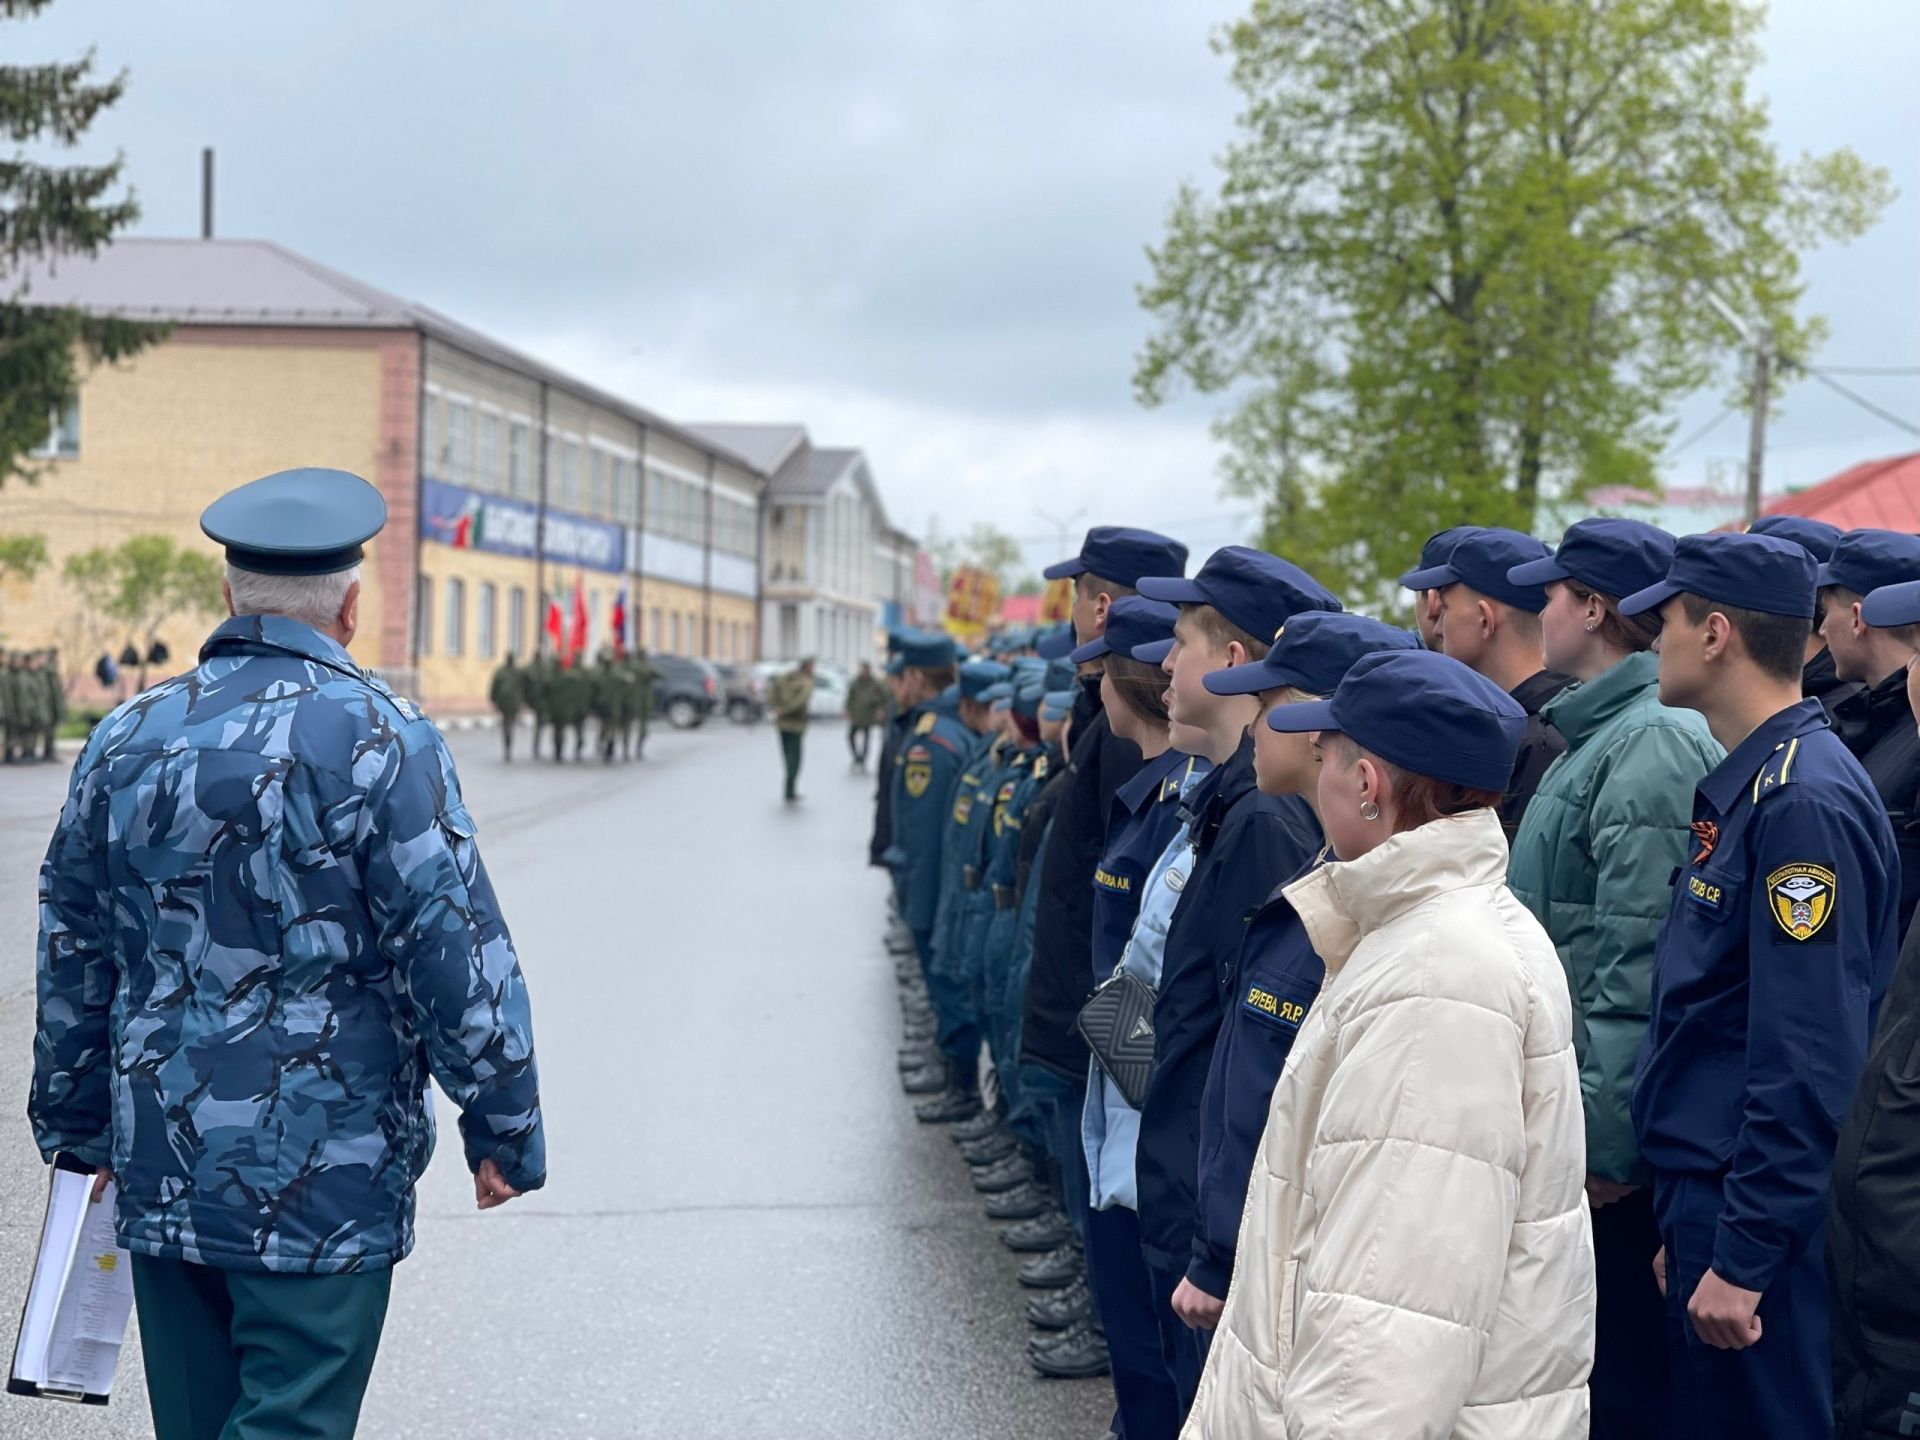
[418, 478, 625, 573]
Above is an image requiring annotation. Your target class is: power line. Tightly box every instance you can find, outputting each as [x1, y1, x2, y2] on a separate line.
[1667, 406, 1739, 456]
[1802, 365, 1920, 440]
[1816, 364, 1920, 377]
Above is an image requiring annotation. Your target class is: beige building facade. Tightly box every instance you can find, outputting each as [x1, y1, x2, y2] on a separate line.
[0, 238, 769, 716]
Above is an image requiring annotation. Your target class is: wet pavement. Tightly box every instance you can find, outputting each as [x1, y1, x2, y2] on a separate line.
[0, 717, 1112, 1439]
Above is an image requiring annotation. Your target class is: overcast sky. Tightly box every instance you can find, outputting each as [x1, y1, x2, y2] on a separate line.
[19, 1, 1920, 572]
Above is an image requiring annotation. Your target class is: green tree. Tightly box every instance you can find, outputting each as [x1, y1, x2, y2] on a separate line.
[927, 518, 1025, 591]
[1, 1, 166, 488]
[1137, 0, 1893, 602]
[63, 534, 223, 686]
[0, 529, 46, 639]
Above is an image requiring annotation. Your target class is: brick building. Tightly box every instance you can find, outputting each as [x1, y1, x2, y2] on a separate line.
[0, 237, 771, 714]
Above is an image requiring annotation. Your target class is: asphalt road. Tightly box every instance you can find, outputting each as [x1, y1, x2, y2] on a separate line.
[0, 717, 1112, 1440]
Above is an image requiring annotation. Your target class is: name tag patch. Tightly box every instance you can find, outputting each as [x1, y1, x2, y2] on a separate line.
[1094, 867, 1133, 893]
[1244, 985, 1309, 1029]
[1685, 874, 1724, 911]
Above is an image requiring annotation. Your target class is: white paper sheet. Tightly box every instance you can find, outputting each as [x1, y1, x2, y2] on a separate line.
[9, 1166, 134, 1402]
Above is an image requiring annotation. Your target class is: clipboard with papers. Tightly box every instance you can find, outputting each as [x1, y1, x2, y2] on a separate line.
[8, 1152, 136, 1405]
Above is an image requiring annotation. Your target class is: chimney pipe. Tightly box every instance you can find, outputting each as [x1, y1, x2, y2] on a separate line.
[201, 148, 214, 239]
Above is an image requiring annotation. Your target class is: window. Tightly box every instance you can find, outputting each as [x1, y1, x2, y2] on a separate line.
[447, 400, 473, 483]
[559, 441, 582, 511]
[650, 608, 662, 651]
[509, 422, 533, 499]
[422, 394, 443, 476]
[508, 586, 527, 659]
[477, 413, 503, 492]
[543, 434, 558, 498]
[478, 582, 498, 660]
[670, 612, 682, 655]
[613, 457, 640, 524]
[589, 449, 607, 516]
[30, 397, 80, 459]
[444, 577, 466, 657]
[415, 575, 435, 657]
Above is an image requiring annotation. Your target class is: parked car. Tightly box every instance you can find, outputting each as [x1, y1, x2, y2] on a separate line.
[648, 655, 721, 729]
[715, 663, 766, 724]
[752, 660, 849, 720]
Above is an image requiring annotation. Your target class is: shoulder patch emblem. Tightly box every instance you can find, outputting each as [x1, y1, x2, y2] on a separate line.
[1033, 755, 1050, 781]
[915, 712, 938, 736]
[1768, 863, 1836, 942]
[905, 760, 933, 799]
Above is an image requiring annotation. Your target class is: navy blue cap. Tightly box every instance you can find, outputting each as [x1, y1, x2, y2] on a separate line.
[1619, 532, 1818, 620]
[1399, 525, 1479, 589]
[1044, 657, 1077, 691]
[201, 467, 387, 576]
[1132, 636, 1176, 665]
[1035, 623, 1076, 660]
[1204, 612, 1421, 698]
[1267, 649, 1527, 792]
[1862, 580, 1920, 628]
[1749, 514, 1843, 564]
[981, 681, 1015, 705]
[884, 654, 906, 677]
[960, 660, 1013, 700]
[1817, 529, 1920, 597]
[1040, 689, 1076, 722]
[898, 632, 959, 669]
[1043, 526, 1189, 585]
[1136, 546, 1341, 641]
[1012, 675, 1048, 718]
[1507, 517, 1675, 600]
[1070, 596, 1179, 665]
[1400, 528, 1554, 613]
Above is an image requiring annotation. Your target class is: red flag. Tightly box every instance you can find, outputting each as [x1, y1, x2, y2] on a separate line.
[544, 587, 565, 659]
[610, 587, 629, 658]
[568, 571, 589, 663]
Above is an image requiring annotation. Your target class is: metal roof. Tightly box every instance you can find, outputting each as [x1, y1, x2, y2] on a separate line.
[1762, 451, 1920, 534]
[10, 237, 765, 476]
[686, 423, 808, 475]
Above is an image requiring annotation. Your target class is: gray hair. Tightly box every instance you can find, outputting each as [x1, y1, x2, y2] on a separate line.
[225, 563, 361, 631]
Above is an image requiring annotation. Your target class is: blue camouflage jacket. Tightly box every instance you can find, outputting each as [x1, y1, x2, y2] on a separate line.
[31, 615, 546, 1275]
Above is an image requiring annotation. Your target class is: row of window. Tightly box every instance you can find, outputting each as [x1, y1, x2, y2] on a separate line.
[423, 393, 756, 559]
[413, 574, 754, 663]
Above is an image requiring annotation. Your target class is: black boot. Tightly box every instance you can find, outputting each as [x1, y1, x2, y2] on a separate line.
[913, 1060, 981, 1124]
[983, 1182, 1053, 1222]
[1026, 1275, 1093, 1330]
[1018, 1240, 1083, 1290]
[1028, 1319, 1111, 1379]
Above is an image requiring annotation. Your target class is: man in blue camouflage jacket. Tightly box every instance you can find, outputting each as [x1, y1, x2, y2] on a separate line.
[29, 468, 546, 1440]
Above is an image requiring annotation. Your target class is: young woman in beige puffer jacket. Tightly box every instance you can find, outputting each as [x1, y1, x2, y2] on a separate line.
[1183, 650, 1596, 1440]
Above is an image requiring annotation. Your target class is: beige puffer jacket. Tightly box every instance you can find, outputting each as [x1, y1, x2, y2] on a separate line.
[1183, 808, 1594, 1440]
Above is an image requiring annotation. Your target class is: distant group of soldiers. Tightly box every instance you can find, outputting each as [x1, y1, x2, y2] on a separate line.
[1, 647, 66, 764]
[488, 650, 660, 762]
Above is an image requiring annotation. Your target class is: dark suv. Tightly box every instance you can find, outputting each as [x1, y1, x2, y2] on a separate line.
[647, 655, 720, 729]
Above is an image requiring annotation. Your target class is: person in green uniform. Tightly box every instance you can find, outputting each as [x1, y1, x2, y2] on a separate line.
[489, 654, 527, 761]
[17, 651, 48, 763]
[41, 648, 66, 761]
[846, 661, 888, 769]
[590, 650, 623, 763]
[631, 650, 658, 759]
[0, 651, 18, 764]
[768, 658, 817, 802]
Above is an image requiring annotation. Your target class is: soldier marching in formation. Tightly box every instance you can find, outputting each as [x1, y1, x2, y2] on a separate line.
[2, 647, 66, 763]
[489, 646, 659, 763]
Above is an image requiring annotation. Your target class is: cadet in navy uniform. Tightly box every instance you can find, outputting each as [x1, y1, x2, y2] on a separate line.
[31, 470, 545, 1440]
[1623, 533, 1900, 1437]
[1398, 523, 1478, 649]
[1831, 575, 1920, 1440]
[1186, 612, 1418, 1315]
[1815, 529, 1920, 931]
[888, 636, 978, 1116]
[1750, 514, 1862, 732]
[1399, 526, 1572, 837]
[1132, 547, 1334, 1411]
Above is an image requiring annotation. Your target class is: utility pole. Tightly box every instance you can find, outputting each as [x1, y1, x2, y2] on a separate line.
[1034, 506, 1086, 561]
[1702, 289, 1772, 525]
[1743, 326, 1773, 526]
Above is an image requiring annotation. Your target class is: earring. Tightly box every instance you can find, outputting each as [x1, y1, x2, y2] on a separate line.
[1584, 620, 1598, 633]
[1360, 800, 1381, 822]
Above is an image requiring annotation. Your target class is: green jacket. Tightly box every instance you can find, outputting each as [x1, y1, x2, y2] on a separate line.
[489, 663, 527, 716]
[768, 669, 814, 734]
[847, 673, 888, 727]
[1506, 650, 1723, 1182]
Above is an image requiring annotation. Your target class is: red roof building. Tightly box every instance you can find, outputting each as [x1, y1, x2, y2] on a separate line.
[1760, 451, 1920, 533]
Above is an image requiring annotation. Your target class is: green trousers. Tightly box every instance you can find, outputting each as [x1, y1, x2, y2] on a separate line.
[131, 1254, 392, 1440]
[779, 729, 804, 798]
